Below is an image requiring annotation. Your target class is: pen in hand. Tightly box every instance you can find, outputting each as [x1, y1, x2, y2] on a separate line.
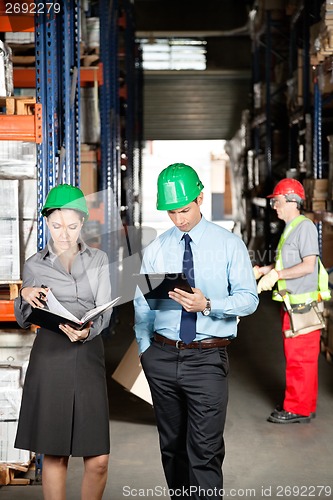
[39, 284, 48, 301]
[21, 285, 49, 308]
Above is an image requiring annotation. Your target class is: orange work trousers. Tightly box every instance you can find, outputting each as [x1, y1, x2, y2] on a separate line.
[281, 308, 321, 416]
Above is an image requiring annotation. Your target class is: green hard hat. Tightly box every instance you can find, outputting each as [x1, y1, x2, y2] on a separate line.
[157, 163, 204, 210]
[41, 184, 89, 218]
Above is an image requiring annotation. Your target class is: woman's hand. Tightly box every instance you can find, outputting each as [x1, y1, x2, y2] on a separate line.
[59, 321, 92, 342]
[21, 287, 48, 308]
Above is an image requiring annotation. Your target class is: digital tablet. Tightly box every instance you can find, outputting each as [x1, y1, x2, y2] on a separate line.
[135, 273, 193, 310]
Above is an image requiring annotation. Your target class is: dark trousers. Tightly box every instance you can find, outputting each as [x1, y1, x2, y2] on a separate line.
[141, 340, 229, 500]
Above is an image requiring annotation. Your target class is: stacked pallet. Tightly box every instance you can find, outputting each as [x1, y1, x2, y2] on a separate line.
[0, 461, 34, 486]
[0, 96, 36, 116]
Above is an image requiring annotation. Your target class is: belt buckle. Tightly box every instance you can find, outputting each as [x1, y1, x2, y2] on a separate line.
[175, 340, 182, 349]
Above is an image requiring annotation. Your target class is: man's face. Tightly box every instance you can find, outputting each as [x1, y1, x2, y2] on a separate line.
[167, 192, 203, 232]
[270, 195, 297, 222]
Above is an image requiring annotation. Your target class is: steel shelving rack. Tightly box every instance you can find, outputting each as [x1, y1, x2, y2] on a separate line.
[119, 0, 143, 274]
[1, 0, 142, 478]
[99, 0, 143, 296]
[249, 6, 289, 263]
[120, 0, 143, 229]
[0, 8, 43, 322]
[246, 0, 333, 363]
[248, 0, 332, 262]
[1, 1, 141, 276]
[99, 0, 121, 295]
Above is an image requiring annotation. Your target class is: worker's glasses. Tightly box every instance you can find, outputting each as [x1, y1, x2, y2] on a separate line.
[270, 197, 288, 208]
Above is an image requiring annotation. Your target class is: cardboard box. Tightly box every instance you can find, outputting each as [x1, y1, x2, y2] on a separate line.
[80, 162, 98, 196]
[80, 147, 98, 197]
[81, 149, 97, 163]
[311, 200, 327, 211]
[303, 178, 328, 200]
[313, 179, 328, 199]
[112, 340, 153, 405]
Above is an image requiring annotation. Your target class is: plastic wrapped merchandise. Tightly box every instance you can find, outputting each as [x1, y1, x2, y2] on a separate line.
[4, 43, 14, 96]
[0, 180, 20, 280]
[86, 17, 100, 50]
[0, 41, 14, 96]
[0, 41, 6, 96]
[80, 86, 100, 143]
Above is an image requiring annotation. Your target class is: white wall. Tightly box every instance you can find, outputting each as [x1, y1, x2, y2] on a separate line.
[141, 140, 225, 233]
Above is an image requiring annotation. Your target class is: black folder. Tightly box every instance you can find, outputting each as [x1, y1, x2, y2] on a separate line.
[136, 273, 193, 310]
[27, 297, 120, 333]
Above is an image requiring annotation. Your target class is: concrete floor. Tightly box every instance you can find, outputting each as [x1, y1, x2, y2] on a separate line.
[1, 294, 333, 499]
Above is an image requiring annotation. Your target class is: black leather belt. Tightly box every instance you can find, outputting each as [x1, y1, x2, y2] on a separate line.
[153, 333, 231, 349]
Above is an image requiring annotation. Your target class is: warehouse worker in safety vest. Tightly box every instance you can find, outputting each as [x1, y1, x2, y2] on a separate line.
[134, 164, 258, 500]
[255, 178, 330, 424]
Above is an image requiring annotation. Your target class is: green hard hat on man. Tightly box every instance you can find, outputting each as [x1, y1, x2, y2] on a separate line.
[41, 184, 89, 218]
[156, 163, 204, 210]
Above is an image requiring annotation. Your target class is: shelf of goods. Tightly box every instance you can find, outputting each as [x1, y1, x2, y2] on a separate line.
[0, 103, 42, 142]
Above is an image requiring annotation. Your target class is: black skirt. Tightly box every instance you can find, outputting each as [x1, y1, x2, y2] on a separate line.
[15, 328, 110, 457]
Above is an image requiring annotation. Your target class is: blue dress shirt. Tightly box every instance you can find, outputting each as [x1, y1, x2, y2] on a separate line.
[134, 216, 259, 354]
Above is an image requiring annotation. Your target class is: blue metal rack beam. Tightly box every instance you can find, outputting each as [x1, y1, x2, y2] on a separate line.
[35, 5, 59, 250]
[59, 0, 81, 186]
[35, 1, 81, 250]
[123, 0, 135, 227]
[100, 0, 121, 295]
[133, 44, 143, 227]
[313, 77, 322, 180]
[264, 9, 273, 259]
[313, 75, 323, 259]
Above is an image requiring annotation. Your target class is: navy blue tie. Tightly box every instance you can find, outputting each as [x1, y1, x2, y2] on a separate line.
[180, 234, 196, 344]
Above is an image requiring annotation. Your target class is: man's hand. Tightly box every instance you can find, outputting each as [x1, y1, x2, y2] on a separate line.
[169, 287, 207, 312]
[257, 269, 280, 293]
[253, 266, 262, 280]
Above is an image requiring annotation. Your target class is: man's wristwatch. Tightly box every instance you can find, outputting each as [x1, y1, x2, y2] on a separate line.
[201, 298, 211, 316]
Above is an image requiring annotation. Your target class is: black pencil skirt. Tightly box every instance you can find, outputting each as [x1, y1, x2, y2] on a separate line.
[15, 328, 110, 457]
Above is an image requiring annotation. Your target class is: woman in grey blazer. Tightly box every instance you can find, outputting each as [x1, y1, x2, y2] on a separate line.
[15, 184, 113, 500]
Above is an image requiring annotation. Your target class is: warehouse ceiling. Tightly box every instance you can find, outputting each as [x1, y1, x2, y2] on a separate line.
[133, 0, 254, 140]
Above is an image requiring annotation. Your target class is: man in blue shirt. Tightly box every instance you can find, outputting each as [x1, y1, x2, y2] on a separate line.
[134, 163, 258, 500]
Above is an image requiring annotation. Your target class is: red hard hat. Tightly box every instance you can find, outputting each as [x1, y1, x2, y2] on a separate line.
[267, 178, 305, 200]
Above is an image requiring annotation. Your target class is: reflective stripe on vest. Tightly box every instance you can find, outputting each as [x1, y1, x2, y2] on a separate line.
[272, 215, 331, 304]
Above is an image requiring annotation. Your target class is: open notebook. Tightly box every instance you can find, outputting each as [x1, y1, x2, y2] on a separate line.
[28, 289, 120, 332]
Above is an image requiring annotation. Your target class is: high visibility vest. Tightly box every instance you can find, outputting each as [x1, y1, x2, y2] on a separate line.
[272, 215, 331, 304]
